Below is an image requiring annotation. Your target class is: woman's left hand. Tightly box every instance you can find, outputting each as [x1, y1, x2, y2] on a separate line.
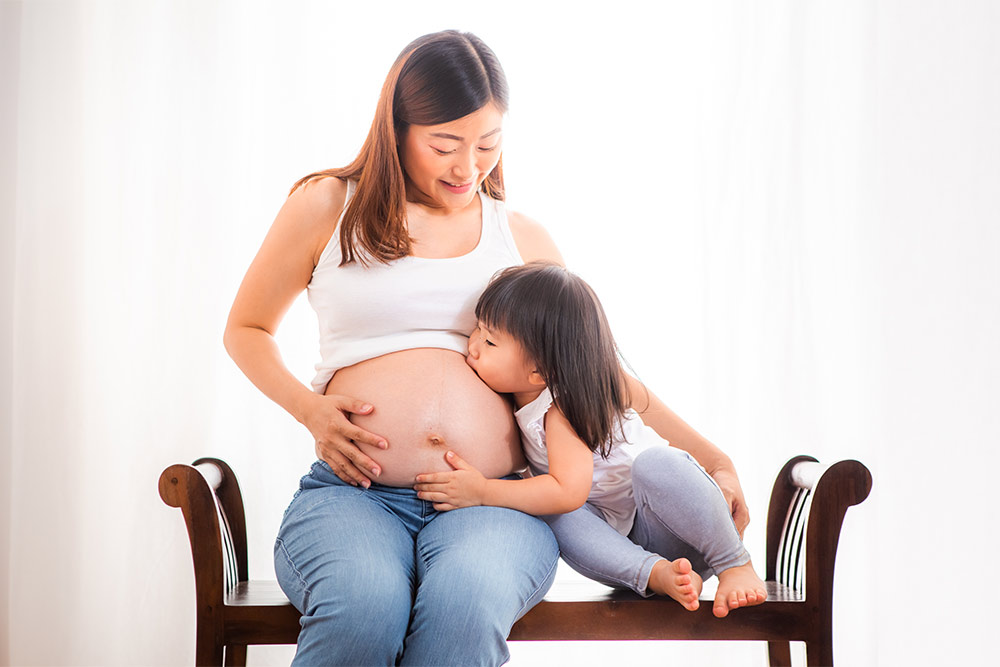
[414, 451, 487, 511]
[710, 466, 750, 539]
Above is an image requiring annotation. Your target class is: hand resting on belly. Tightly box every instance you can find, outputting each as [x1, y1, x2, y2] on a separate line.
[326, 348, 526, 487]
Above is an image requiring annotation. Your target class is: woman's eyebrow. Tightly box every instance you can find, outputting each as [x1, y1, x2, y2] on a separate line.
[429, 127, 502, 141]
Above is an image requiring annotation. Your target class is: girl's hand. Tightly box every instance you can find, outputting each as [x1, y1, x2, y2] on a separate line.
[710, 467, 750, 539]
[413, 451, 487, 511]
[301, 393, 388, 488]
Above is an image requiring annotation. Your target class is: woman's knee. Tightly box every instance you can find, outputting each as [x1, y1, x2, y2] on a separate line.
[418, 507, 558, 611]
[279, 532, 413, 665]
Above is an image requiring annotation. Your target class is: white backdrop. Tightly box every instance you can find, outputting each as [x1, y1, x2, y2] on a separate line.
[3, 1, 998, 665]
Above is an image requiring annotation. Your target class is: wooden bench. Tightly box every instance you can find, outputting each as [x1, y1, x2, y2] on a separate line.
[159, 454, 871, 666]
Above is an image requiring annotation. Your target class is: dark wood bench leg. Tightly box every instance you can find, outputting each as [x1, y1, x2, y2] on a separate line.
[806, 634, 834, 667]
[767, 640, 792, 666]
[195, 633, 223, 666]
[223, 644, 247, 667]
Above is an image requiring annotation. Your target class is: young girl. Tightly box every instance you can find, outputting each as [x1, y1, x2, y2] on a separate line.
[414, 262, 768, 617]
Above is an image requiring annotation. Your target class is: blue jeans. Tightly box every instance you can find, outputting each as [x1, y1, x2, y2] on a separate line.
[543, 446, 750, 596]
[274, 460, 559, 666]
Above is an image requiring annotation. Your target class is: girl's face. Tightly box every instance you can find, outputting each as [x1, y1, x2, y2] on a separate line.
[399, 103, 504, 210]
[466, 323, 543, 399]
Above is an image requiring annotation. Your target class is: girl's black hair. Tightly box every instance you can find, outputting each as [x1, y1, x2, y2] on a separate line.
[475, 261, 631, 457]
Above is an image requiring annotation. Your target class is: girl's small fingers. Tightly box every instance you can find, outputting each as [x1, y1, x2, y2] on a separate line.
[413, 483, 443, 493]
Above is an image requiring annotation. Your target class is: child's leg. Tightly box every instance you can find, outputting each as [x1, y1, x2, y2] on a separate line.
[542, 503, 700, 610]
[629, 446, 767, 617]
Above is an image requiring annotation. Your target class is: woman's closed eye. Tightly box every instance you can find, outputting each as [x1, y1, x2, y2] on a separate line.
[431, 145, 499, 155]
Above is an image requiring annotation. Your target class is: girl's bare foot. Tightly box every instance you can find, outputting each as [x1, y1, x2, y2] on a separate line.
[647, 558, 703, 611]
[713, 561, 767, 618]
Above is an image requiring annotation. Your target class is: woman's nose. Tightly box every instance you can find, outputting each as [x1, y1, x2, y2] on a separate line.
[452, 149, 476, 180]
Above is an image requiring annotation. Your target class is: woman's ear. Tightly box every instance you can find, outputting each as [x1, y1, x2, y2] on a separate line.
[528, 370, 546, 387]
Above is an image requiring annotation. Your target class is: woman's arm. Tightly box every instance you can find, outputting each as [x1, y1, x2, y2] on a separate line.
[223, 178, 387, 487]
[623, 373, 750, 537]
[508, 211, 566, 265]
[414, 406, 593, 514]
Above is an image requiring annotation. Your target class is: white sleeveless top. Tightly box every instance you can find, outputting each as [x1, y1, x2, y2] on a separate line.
[308, 180, 524, 392]
[515, 387, 669, 535]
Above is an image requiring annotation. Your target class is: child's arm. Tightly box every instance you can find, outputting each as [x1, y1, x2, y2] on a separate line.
[414, 407, 594, 515]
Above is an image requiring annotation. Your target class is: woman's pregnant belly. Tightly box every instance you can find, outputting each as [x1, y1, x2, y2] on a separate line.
[325, 348, 526, 487]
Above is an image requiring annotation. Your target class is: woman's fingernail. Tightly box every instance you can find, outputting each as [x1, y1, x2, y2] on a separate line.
[361, 479, 370, 489]
[371, 466, 380, 477]
[378, 440, 388, 449]
[361, 404, 373, 411]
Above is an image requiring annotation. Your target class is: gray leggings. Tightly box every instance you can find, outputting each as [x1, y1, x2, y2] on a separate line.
[542, 445, 750, 597]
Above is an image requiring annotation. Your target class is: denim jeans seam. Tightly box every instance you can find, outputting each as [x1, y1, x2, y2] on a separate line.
[637, 498, 711, 573]
[633, 553, 663, 597]
[710, 551, 752, 574]
[275, 537, 311, 609]
[509, 549, 560, 622]
[284, 485, 368, 525]
[557, 548, 635, 594]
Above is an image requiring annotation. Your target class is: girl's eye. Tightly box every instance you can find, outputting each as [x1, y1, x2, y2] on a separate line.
[485, 339, 496, 347]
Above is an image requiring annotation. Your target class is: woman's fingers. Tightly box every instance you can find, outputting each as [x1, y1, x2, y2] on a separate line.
[732, 502, 750, 538]
[337, 396, 375, 416]
[335, 437, 383, 478]
[331, 396, 388, 449]
[319, 447, 374, 488]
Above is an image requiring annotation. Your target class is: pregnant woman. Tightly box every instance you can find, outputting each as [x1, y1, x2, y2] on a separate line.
[224, 30, 752, 666]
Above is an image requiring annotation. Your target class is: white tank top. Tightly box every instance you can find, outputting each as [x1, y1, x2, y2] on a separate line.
[308, 180, 524, 392]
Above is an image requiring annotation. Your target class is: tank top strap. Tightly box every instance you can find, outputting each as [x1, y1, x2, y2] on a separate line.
[316, 178, 356, 267]
[483, 192, 523, 264]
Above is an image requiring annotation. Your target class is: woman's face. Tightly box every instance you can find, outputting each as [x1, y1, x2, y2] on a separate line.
[399, 103, 504, 210]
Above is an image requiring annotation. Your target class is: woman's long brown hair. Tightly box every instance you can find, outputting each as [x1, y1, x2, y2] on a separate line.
[290, 30, 509, 266]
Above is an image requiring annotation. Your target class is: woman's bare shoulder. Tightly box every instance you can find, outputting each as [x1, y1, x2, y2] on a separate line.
[507, 209, 565, 265]
[280, 176, 349, 262]
[288, 175, 349, 223]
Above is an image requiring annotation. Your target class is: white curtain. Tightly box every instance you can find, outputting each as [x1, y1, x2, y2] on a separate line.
[3, 1, 997, 665]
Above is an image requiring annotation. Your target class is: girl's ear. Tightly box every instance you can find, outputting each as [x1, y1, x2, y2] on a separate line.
[528, 370, 546, 387]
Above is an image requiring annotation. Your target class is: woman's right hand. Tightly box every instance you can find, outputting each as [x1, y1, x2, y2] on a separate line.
[301, 393, 388, 488]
